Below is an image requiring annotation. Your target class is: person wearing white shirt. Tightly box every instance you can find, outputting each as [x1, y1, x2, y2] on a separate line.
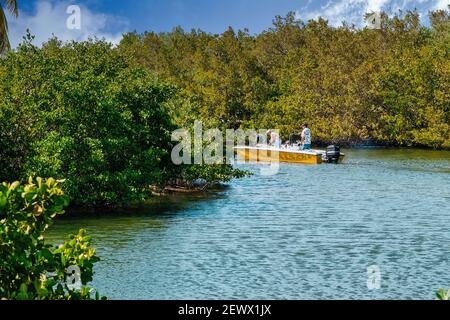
[301, 123, 311, 150]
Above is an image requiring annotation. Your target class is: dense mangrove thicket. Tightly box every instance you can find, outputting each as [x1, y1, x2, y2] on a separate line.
[118, 9, 450, 149]
[0, 34, 244, 207]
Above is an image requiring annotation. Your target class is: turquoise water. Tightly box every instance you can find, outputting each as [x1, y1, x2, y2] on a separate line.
[47, 149, 450, 300]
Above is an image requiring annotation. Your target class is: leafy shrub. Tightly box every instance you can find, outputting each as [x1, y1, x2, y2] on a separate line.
[0, 35, 247, 207]
[176, 164, 249, 189]
[0, 177, 103, 300]
[0, 37, 176, 207]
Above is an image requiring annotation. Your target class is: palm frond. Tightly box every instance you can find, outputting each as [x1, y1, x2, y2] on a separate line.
[0, 6, 10, 52]
[5, 0, 18, 17]
[0, 0, 18, 53]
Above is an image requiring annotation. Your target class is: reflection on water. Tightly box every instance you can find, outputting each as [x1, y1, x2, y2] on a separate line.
[46, 149, 450, 300]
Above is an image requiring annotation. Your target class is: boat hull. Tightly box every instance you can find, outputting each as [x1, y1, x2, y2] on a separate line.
[234, 146, 345, 165]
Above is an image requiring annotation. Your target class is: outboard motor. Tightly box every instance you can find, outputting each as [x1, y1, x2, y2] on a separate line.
[325, 145, 341, 163]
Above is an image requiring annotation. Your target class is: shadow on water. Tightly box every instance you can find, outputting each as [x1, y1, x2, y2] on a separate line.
[45, 185, 230, 247]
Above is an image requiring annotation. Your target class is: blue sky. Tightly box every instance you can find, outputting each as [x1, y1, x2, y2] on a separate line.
[7, 0, 450, 47]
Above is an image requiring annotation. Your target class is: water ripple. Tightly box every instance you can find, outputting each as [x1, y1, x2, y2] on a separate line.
[47, 149, 450, 300]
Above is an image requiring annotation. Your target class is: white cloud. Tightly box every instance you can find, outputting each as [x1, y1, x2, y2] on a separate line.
[7, 1, 129, 48]
[434, 0, 450, 10]
[297, 0, 373, 26]
[367, 0, 390, 12]
[296, 0, 449, 27]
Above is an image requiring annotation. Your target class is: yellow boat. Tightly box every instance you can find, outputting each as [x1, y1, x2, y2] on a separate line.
[234, 145, 345, 165]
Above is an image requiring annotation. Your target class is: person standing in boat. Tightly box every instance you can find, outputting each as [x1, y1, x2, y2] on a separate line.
[301, 123, 312, 150]
[267, 130, 281, 148]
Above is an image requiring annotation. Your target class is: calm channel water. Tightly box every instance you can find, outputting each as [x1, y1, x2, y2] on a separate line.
[46, 149, 450, 300]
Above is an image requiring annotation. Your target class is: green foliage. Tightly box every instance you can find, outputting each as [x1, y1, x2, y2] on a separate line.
[0, 37, 174, 207]
[0, 177, 104, 300]
[436, 288, 450, 300]
[178, 164, 249, 189]
[0, 33, 247, 206]
[118, 8, 450, 149]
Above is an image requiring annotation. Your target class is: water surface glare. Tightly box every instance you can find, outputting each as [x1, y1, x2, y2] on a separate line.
[47, 149, 450, 299]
